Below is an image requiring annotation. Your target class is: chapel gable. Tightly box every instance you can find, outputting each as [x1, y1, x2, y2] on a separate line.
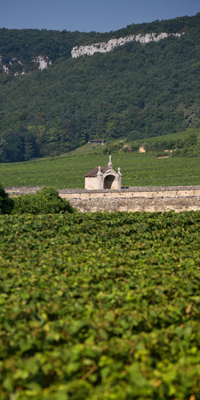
[84, 156, 122, 190]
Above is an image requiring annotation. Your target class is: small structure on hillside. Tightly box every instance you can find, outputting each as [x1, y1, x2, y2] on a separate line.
[88, 139, 105, 145]
[85, 156, 122, 190]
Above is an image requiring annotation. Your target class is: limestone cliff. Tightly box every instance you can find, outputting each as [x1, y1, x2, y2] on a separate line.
[71, 32, 182, 58]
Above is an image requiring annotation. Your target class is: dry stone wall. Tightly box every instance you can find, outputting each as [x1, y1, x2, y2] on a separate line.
[5, 186, 200, 213]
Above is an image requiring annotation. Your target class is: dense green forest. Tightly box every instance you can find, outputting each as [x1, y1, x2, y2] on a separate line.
[0, 13, 200, 162]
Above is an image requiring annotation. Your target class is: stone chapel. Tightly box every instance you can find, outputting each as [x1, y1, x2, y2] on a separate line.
[84, 156, 122, 190]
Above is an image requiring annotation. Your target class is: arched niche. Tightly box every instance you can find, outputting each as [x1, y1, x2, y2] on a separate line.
[104, 175, 115, 189]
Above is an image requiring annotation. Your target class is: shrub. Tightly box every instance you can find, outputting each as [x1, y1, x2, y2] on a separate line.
[103, 141, 123, 154]
[0, 183, 14, 214]
[11, 187, 75, 214]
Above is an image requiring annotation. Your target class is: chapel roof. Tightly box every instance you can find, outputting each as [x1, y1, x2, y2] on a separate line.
[84, 166, 109, 177]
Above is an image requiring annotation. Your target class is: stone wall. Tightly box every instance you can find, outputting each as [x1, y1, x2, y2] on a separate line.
[5, 186, 200, 212]
[5, 186, 43, 194]
[59, 187, 200, 212]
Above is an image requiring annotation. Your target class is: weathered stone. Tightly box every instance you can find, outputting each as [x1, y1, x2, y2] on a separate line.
[84, 156, 121, 190]
[5, 185, 200, 213]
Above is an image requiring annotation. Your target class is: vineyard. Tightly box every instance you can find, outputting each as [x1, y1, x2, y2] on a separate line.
[1, 150, 200, 189]
[1, 211, 200, 399]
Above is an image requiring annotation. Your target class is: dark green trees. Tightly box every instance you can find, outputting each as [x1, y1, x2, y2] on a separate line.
[0, 184, 14, 214]
[0, 185, 75, 214]
[11, 187, 75, 214]
[1, 14, 200, 161]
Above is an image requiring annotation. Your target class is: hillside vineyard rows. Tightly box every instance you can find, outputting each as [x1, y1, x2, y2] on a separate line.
[2, 151, 200, 189]
[1, 211, 200, 399]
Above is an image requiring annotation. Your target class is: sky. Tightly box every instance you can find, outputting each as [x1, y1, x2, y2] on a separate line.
[0, 0, 199, 33]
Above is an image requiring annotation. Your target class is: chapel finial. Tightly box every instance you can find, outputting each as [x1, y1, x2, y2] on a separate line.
[97, 166, 103, 176]
[108, 155, 113, 169]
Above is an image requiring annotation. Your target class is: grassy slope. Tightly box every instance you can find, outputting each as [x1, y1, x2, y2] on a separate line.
[1, 130, 200, 188]
[134, 128, 200, 145]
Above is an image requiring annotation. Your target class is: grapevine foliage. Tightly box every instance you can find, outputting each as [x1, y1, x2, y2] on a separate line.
[1, 211, 200, 399]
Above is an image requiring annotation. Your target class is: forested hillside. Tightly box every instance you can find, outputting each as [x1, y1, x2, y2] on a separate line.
[0, 13, 200, 162]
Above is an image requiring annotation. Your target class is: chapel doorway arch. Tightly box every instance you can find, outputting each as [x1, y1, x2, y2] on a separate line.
[104, 175, 115, 189]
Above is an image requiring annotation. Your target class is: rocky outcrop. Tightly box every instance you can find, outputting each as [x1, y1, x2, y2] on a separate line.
[32, 56, 52, 70]
[71, 32, 182, 58]
[0, 55, 52, 75]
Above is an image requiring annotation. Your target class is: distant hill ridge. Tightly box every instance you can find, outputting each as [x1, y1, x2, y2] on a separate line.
[0, 13, 200, 163]
[0, 13, 199, 75]
[0, 32, 183, 74]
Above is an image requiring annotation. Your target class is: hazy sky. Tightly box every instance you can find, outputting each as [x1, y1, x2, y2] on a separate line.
[0, 0, 199, 32]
